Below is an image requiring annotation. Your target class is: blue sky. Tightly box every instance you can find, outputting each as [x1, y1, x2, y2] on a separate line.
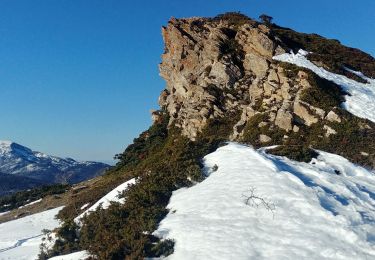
[0, 0, 374, 163]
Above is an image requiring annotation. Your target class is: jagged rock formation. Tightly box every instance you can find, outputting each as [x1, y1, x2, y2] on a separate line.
[157, 14, 368, 146]
[159, 16, 310, 141]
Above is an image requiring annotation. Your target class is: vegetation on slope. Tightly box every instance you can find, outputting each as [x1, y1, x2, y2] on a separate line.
[271, 24, 375, 80]
[41, 111, 240, 259]
[259, 63, 375, 168]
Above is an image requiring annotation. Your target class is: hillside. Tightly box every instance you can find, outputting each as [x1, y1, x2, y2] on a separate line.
[2, 13, 374, 260]
[0, 173, 45, 196]
[0, 141, 109, 196]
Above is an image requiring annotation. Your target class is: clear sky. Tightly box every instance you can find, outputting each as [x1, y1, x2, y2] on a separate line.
[0, 0, 374, 163]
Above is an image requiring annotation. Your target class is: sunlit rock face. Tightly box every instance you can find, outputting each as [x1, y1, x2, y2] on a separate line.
[158, 15, 330, 141]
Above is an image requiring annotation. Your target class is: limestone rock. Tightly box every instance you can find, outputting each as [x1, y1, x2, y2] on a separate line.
[326, 110, 341, 123]
[293, 101, 319, 126]
[259, 134, 272, 143]
[151, 110, 163, 124]
[275, 108, 293, 132]
[158, 16, 332, 141]
[323, 125, 337, 137]
[245, 52, 269, 79]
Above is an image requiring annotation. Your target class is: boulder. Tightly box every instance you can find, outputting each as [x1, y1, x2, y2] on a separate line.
[293, 101, 319, 126]
[259, 134, 272, 143]
[326, 110, 341, 123]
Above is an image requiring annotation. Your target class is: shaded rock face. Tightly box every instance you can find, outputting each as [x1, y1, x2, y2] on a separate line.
[158, 16, 331, 141]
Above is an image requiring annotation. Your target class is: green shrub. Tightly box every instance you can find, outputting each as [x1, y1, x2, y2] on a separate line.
[300, 72, 346, 111]
[268, 145, 318, 163]
[242, 113, 286, 146]
[40, 220, 80, 259]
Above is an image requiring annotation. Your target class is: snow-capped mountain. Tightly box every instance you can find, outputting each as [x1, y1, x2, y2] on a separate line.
[0, 141, 109, 195]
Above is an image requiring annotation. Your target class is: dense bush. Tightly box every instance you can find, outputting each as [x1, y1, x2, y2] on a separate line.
[299, 72, 346, 111]
[242, 113, 286, 146]
[114, 115, 169, 169]
[268, 145, 319, 163]
[315, 113, 375, 169]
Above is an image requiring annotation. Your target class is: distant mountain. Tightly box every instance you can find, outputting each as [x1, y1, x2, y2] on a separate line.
[0, 140, 109, 195]
[0, 172, 45, 196]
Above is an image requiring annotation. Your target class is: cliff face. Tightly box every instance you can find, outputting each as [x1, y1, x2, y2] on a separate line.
[158, 15, 337, 141]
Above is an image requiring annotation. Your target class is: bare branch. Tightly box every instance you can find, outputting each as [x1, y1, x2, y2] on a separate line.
[242, 187, 275, 217]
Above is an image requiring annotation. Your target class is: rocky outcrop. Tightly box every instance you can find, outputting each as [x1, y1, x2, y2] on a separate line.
[325, 110, 341, 123]
[158, 14, 340, 141]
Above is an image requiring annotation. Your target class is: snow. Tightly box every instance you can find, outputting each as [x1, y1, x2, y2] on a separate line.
[75, 178, 136, 223]
[48, 250, 89, 260]
[0, 207, 63, 260]
[0, 141, 12, 149]
[273, 50, 375, 123]
[0, 211, 10, 217]
[80, 203, 89, 210]
[19, 199, 42, 209]
[155, 143, 375, 260]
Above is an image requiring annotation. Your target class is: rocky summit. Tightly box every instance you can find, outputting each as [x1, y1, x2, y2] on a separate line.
[157, 13, 375, 168]
[159, 15, 304, 139]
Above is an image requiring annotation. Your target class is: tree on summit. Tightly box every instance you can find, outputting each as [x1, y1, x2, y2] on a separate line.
[259, 14, 273, 24]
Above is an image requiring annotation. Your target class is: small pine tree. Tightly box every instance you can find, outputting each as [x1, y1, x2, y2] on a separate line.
[259, 14, 273, 24]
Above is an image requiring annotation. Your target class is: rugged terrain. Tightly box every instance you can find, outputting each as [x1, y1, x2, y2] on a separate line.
[1, 13, 374, 260]
[158, 14, 375, 168]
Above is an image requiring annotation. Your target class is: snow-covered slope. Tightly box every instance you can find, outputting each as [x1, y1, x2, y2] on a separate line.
[155, 143, 375, 260]
[0, 141, 109, 195]
[75, 178, 136, 224]
[273, 50, 375, 123]
[0, 207, 63, 260]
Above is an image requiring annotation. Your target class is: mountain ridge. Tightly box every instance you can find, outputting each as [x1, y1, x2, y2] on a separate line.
[0, 140, 109, 196]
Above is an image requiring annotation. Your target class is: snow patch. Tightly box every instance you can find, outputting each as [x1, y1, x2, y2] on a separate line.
[273, 50, 375, 123]
[48, 250, 89, 260]
[80, 203, 89, 210]
[75, 178, 136, 224]
[0, 211, 10, 217]
[0, 207, 63, 260]
[19, 199, 42, 209]
[155, 143, 375, 259]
